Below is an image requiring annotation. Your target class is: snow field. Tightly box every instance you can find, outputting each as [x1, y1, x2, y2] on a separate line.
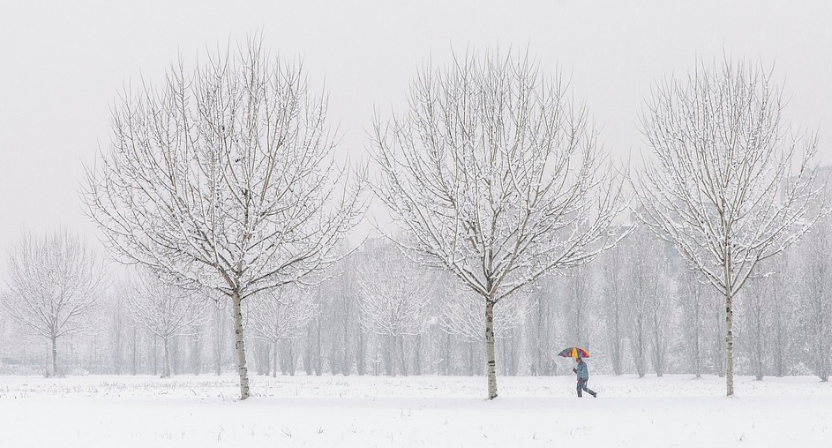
[0, 374, 830, 447]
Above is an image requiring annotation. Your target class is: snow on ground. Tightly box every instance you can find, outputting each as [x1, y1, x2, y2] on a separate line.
[0, 373, 830, 447]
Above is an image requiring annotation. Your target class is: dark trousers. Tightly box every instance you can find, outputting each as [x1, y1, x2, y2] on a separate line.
[577, 378, 596, 397]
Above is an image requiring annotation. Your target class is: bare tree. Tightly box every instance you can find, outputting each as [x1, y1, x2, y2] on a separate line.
[107, 290, 129, 375]
[527, 278, 558, 376]
[735, 265, 779, 381]
[357, 240, 433, 376]
[2, 228, 105, 377]
[210, 297, 230, 376]
[563, 266, 592, 351]
[83, 38, 364, 399]
[624, 264, 650, 378]
[619, 228, 664, 378]
[634, 57, 825, 395]
[600, 235, 629, 376]
[770, 252, 799, 377]
[247, 285, 318, 377]
[648, 280, 672, 377]
[679, 269, 708, 378]
[371, 49, 623, 399]
[798, 221, 832, 382]
[124, 269, 206, 378]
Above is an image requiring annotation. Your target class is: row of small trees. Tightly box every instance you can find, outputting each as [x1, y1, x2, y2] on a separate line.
[2, 225, 829, 384]
[1, 39, 825, 400]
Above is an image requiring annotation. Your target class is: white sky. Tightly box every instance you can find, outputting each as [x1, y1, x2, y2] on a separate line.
[1, 0, 830, 274]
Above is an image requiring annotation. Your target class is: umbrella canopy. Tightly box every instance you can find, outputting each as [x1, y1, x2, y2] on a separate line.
[558, 347, 590, 359]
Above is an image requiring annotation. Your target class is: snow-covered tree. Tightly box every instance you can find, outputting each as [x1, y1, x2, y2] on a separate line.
[679, 268, 709, 378]
[209, 297, 231, 376]
[247, 285, 318, 377]
[357, 240, 433, 376]
[771, 250, 801, 377]
[124, 269, 206, 378]
[563, 265, 593, 351]
[327, 251, 361, 376]
[736, 269, 776, 381]
[619, 228, 662, 378]
[633, 58, 825, 395]
[371, 49, 623, 399]
[107, 290, 130, 375]
[526, 277, 560, 376]
[83, 39, 364, 399]
[797, 220, 832, 381]
[2, 228, 105, 377]
[600, 232, 629, 376]
[648, 279, 673, 377]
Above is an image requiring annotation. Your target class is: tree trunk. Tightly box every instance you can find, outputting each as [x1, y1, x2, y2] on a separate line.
[273, 340, 278, 378]
[444, 332, 452, 376]
[215, 305, 224, 376]
[232, 292, 250, 400]
[633, 316, 646, 378]
[612, 297, 622, 376]
[343, 300, 351, 376]
[414, 334, 421, 376]
[773, 317, 784, 377]
[388, 334, 397, 377]
[693, 314, 701, 379]
[399, 335, 409, 376]
[132, 327, 137, 376]
[288, 339, 295, 376]
[356, 330, 366, 376]
[726, 291, 734, 396]
[694, 297, 701, 379]
[51, 335, 58, 377]
[163, 336, 171, 378]
[754, 304, 764, 381]
[342, 329, 350, 376]
[192, 331, 202, 375]
[485, 299, 498, 400]
[817, 327, 829, 382]
[468, 341, 474, 376]
[713, 305, 725, 377]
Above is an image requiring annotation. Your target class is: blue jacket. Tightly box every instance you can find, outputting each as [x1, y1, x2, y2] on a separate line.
[575, 360, 588, 380]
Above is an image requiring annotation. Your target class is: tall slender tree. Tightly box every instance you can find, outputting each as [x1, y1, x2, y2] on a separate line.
[124, 269, 206, 378]
[798, 219, 832, 381]
[247, 285, 318, 377]
[633, 57, 825, 395]
[372, 49, 623, 398]
[2, 228, 105, 377]
[357, 239, 433, 376]
[83, 38, 364, 399]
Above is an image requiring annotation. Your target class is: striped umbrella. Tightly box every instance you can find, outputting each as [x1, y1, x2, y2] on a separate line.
[557, 347, 590, 359]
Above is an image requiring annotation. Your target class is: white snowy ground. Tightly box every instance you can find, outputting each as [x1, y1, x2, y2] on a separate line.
[0, 373, 830, 447]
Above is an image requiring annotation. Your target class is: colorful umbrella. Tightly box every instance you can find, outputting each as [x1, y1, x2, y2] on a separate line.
[558, 347, 590, 359]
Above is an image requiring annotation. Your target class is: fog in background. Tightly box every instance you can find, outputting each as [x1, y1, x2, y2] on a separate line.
[1, 0, 831, 275]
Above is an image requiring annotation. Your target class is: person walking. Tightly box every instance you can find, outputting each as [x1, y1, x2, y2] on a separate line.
[573, 356, 597, 398]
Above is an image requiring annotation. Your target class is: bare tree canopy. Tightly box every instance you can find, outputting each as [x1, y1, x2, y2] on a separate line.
[357, 242, 433, 339]
[356, 241, 434, 376]
[247, 285, 318, 377]
[371, 48, 624, 399]
[633, 57, 827, 396]
[2, 228, 105, 377]
[124, 268, 207, 378]
[83, 37, 365, 399]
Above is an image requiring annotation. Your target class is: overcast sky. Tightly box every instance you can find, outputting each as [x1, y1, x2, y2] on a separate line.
[1, 0, 830, 274]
